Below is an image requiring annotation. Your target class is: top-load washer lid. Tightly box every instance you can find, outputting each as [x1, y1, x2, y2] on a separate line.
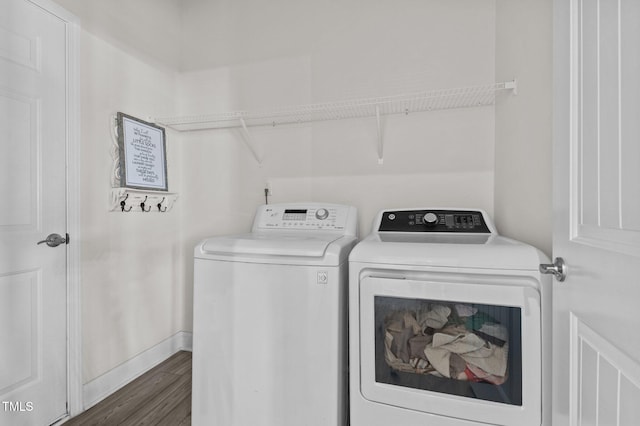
[199, 233, 343, 258]
[194, 203, 358, 265]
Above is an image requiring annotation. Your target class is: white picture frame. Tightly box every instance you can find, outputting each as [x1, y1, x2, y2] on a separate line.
[116, 112, 168, 191]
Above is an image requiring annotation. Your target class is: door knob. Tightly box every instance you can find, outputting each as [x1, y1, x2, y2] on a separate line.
[37, 233, 67, 248]
[539, 257, 566, 282]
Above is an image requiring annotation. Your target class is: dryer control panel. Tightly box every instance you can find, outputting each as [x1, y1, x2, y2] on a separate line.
[378, 209, 492, 233]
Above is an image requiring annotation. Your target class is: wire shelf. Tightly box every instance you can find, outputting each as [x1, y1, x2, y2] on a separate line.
[154, 81, 516, 132]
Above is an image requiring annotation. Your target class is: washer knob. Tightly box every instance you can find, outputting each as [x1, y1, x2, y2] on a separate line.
[315, 208, 329, 220]
[422, 212, 438, 227]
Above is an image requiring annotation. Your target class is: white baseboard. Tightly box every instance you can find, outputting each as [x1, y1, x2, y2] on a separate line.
[82, 331, 192, 410]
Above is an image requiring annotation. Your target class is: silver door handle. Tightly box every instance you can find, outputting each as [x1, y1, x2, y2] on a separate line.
[539, 257, 566, 282]
[37, 233, 67, 248]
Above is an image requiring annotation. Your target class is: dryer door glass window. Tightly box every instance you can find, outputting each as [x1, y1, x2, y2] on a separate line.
[374, 296, 522, 405]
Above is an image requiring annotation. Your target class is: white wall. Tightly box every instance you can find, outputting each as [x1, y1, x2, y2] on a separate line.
[177, 0, 497, 330]
[495, 0, 553, 256]
[55, 0, 553, 391]
[52, 0, 183, 70]
[78, 31, 182, 383]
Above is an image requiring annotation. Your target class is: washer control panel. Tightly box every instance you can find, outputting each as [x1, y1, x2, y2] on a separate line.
[378, 209, 491, 233]
[256, 205, 349, 230]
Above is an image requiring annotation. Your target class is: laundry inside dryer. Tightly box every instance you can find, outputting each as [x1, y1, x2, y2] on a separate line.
[374, 296, 523, 406]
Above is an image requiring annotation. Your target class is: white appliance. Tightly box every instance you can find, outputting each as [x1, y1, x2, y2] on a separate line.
[192, 203, 357, 426]
[349, 208, 551, 426]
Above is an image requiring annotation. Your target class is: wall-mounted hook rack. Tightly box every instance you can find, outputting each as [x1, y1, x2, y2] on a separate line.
[157, 197, 168, 212]
[140, 196, 152, 212]
[109, 112, 179, 212]
[120, 193, 133, 212]
[111, 188, 178, 213]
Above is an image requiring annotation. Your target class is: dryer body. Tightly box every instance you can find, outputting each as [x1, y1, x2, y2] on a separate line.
[348, 208, 551, 426]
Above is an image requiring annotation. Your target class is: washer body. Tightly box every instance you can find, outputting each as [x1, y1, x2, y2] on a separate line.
[349, 208, 551, 426]
[192, 203, 357, 426]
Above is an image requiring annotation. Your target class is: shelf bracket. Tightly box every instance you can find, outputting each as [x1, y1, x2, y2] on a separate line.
[238, 117, 262, 165]
[376, 105, 384, 164]
[503, 79, 518, 95]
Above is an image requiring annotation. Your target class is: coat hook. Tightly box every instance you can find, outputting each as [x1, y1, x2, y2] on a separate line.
[157, 197, 167, 212]
[140, 196, 151, 212]
[120, 193, 132, 212]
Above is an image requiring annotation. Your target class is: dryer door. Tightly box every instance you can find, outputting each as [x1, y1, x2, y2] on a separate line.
[359, 274, 541, 426]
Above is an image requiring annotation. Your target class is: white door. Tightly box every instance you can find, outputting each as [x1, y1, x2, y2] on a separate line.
[0, 0, 68, 424]
[553, 0, 640, 424]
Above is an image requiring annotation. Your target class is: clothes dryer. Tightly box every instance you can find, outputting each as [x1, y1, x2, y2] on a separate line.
[349, 208, 551, 426]
[192, 203, 357, 426]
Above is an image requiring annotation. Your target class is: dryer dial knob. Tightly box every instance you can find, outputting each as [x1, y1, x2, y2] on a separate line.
[422, 212, 438, 226]
[315, 208, 329, 220]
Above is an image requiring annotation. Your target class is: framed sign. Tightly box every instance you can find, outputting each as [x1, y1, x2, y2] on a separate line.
[116, 112, 168, 191]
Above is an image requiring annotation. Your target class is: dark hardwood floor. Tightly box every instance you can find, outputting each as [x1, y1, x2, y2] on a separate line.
[65, 351, 192, 426]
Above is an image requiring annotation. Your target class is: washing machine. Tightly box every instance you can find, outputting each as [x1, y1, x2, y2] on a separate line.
[192, 203, 357, 426]
[349, 208, 551, 426]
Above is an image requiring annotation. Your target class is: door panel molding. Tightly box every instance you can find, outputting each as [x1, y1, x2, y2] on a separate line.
[570, 0, 640, 257]
[0, 269, 41, 396]
[0, 25, 41, 72]
[570, 313, 640, 425]
[0, 88, 41, 232]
